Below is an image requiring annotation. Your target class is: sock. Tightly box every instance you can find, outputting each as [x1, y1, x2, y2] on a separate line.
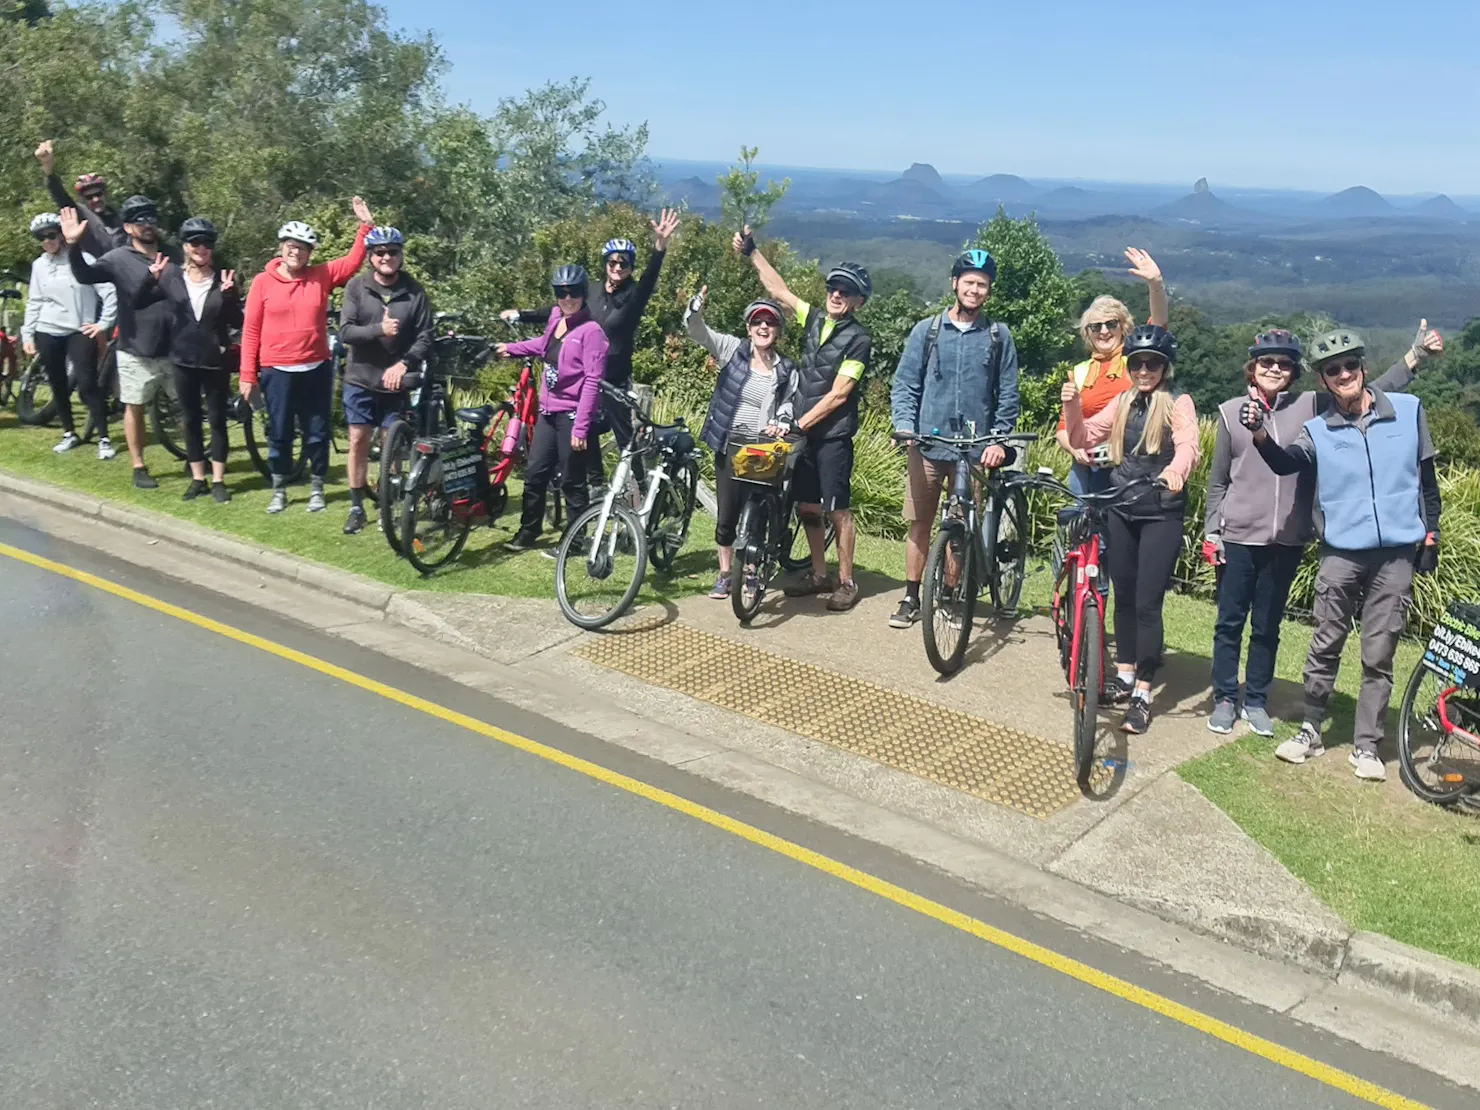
[1132, 689, 1150, 704]
[351, 485, 366, 510]
[272, 474, 286, 490]
[1117, 671, 1135, 689]
[905, 580, 921, 604]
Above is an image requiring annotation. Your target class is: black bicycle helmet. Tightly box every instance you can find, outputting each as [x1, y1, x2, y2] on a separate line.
[551, 263, 588, 293]
[951, 248, 997, 281]
[1123, 323, 1178, 365]
[1249, 328, 1302, 360]
[119, 195, 158, 225]
[179, 216, 218, 245]
[825, 261, 871, 301]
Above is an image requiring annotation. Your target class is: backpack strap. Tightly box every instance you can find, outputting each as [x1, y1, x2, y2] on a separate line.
[919, 312, 944, 378]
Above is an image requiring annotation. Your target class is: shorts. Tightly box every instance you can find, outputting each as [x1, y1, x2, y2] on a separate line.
[116, 350, 172, 406]
[791, 437, 854, 514]
[903, 446, 955, 523]
[342, 382, 406, 428]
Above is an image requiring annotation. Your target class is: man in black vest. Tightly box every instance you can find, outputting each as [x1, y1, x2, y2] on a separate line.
[735, 226, 872, 611]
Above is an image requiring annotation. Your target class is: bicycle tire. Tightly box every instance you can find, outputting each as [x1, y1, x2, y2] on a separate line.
[241, 397, 309, 484]
[731, 498, 768, 625]
[15, 356, 55, 425]
[921, 525, 976, 676]
[399, 465, 472, 575]
[554, 503, 647, 630]
[649, 457, 698, 573]
[1074, 601, 1103, 791]
[987, 486, 1029, 614]
[150, 390, 187, 460]
[378, 418, 414, 554]
[1396, 663, 1477, 808]
[781, 500, 834, 573]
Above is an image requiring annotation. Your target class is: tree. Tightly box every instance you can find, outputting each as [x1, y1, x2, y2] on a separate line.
[968, 208, 1076, 377]
[718, 146, 789, 233]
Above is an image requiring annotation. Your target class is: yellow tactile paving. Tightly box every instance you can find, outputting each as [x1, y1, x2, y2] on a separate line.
[575, 622, 1083, 820]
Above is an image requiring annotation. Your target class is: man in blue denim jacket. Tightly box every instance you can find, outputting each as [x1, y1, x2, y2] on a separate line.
[888, 249, 1020, 627]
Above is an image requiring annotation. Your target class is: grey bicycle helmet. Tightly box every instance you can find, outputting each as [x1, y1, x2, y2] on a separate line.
[551, 263, 589, 293]
[825, 261, 871, 301]
[179, 216, 218, 245]
[29, 212, 61, 237]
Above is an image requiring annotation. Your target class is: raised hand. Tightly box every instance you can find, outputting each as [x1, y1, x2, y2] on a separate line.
[732, 224, 755, 257]
[1412, 318, 1444, 359]
[380, 306, 399, 337]
[58, 207, 86, 246]
[651, 207, 681, 251]
[220, 269, 236, 294]
[351, 195, 373, 225]
[149, 252, 169, 279]
[35, 139, 54, 174]
[688, 284, 708, 314]
[1060, 379, 1081, 405]
[1125, 247, 1162, 284]
[1239, 399, 1265, 432]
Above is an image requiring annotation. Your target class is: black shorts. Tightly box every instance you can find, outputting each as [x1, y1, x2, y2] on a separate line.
[792, 437, 854, 513]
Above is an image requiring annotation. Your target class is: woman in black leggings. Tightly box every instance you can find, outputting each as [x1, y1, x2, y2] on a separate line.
[1062, 325, 1202, 734]
[147, 217, 241, 501]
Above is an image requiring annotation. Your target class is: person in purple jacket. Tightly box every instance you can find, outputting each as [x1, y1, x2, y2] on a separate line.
[493, 264, 609, 551]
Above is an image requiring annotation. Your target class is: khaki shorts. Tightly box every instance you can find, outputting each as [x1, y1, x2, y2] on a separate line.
[903, 446, 955, 523]
[116, 350, 173, 406]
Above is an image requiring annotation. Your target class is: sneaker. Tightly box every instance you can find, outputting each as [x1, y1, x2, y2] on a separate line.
[1106, 677, 1135, 706]
[96, 437, 116, 461]
[343, 506, 367, 535]
[1350, 751, 1387, 782]
[132, 467, 157, 490]
[889, 598, 920, 628]
[506, 530, 538, 552]
[306, 482, 326, 513]
[1208, 699, 1238, 735]
[1241, 705, 1276, 737]
[1275, 723, 1326, 764]
[826, 579, 861, 612]
[1123, 698, 1152, 734]
[709, 574, 732, 600]
[212, 482, 231, 504]
[183, 478, 209, 501]
[52, 432, 81, 454]
[266, 488, 288, 514]
[783, 570, 833, 598]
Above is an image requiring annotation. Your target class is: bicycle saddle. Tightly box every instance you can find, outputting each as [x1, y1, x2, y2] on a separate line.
[455, 404, 496, 426]
[0, 290, 20, 300]
[655, 426, 695, 455]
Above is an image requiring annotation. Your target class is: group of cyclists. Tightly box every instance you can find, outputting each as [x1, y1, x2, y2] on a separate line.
[17, 139, 1452, 781]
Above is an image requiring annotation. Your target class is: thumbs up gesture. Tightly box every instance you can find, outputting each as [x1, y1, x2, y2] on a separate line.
[1411, 318, 1443, 361]
[380, 305, 399, 338]
[1239, 399, 1265, 432]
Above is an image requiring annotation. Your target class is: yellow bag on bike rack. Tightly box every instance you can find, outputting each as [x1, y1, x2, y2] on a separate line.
[731, 439, 792, 484]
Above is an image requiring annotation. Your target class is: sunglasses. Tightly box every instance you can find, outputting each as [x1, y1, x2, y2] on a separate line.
[606, 256, 633, 269]
[35, 231, 60, 241]
[1127, 356, 1167, 373]
[184, 237, 215, 247]
[371, 247, 402, 258]
[1256, 356, 1297, 372]
[1088, 321, 1121, 334]
[826, 281, 859, 297]
[748, 315, 780, 329]
[553, 285, 584, 299]
[1321, 357, 1363, 377]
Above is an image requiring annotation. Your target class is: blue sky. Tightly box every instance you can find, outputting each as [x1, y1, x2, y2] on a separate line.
[382, 0, 1480, 196]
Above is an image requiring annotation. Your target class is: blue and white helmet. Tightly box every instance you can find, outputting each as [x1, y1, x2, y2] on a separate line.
[601, 237, 637, 262]
[366, 225, 404, 248]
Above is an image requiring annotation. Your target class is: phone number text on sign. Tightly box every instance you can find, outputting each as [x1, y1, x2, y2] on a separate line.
[1422, 611, 1480, 690]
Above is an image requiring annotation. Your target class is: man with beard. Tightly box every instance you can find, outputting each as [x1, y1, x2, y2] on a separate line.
[36, 139, 127, 256]
[60, 196, 176, 488]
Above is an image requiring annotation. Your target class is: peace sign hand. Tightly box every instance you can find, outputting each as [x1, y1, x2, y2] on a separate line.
[219, 269, 236, 294]
[149, 252, 169, 280]
[1125, 247, 1163, 284]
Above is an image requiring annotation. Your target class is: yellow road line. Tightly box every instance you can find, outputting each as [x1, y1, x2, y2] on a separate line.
[0, 539, 1430, 1110]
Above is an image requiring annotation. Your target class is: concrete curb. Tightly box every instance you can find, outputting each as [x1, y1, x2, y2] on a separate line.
[4, 465, 1479, 1038]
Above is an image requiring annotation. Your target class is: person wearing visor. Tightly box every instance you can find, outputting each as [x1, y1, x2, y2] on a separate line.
[888, 248, 1021, 627]
[1063, 325, 1201, 735]
[735, 224, 873, 612]
[494, 264, 609, 551]
[238, 197, 374, 514]
[683, 288, 798, 598]
[21, 212, 116, 458]
[36, 138, 127, 256]
[337, 226, 433, 534]
[1204, 322, 1440, 736]
[61, 194, 176, 488]
[1241, 329, 1442, 782]
[145, 217, 242, 502]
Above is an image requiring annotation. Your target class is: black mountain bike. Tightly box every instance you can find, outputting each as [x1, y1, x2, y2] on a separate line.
[731, 436, 830, 624]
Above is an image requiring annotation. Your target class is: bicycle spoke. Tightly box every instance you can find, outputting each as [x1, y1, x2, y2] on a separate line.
[558, 508, 645, 624]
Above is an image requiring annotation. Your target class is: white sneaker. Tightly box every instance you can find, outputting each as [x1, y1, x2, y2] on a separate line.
[1275, 723, 1326, 764]
[96, 436, 116, 460]
[52, 432, 81, 454]
[1350, 751, 1387, 781]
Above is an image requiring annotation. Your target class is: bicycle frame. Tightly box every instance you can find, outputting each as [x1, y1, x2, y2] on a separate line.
[1059, 517, 1107, 703]
[585, 418, 673, 570]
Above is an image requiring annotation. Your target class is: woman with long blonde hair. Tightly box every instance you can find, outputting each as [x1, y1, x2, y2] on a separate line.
[1062, 324, 1200, 736]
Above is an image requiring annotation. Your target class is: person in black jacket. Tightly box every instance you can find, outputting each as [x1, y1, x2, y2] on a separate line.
[146, 217, 242, 502]
[36, 139, 127, 257]
[336, 226, 433, 535]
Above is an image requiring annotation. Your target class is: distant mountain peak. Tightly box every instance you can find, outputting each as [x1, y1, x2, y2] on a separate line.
[1413, 193, 1470, 220]
[900, 162, 944, 189]
[1317, 185, 1395, 217]
[1193, 177, 1210, 195]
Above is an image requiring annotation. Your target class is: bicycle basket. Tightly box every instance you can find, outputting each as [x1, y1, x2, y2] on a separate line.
[731, 439, 793, 485]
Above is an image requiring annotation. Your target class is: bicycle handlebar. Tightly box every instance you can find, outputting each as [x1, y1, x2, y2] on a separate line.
[599, 380, 686, 433]
[1020, 471, 1164, 509]
[893, 431, 1038, 450]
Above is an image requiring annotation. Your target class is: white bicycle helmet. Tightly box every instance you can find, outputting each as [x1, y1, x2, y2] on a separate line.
[29, 212, 61, 236]
[277, 220, 318, 246]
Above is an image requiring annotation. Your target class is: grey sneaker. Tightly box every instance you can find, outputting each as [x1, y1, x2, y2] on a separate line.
[307, 481, 326, 513]
[1241, 705, 1276, 736]
[52, 431, 81, 454]
[1275, 723, 1326, 764]
[826, 579, 861, 612]
[266, 487, 288, 514]
[783, 570, 833, 598]
[708, 574, 731, 599]
[1207, 699, 1238, 735]
[96, 436, 116, 461]
[1350, 751, 1387, 782]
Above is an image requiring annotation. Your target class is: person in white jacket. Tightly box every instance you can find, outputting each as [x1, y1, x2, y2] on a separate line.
[22, 212, 117, 458]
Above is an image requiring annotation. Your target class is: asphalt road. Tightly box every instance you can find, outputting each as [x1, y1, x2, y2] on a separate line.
[0, 516, 1462, 1109]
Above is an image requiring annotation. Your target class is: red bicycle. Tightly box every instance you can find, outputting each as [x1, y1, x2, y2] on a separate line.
[0, 272, 25, 407]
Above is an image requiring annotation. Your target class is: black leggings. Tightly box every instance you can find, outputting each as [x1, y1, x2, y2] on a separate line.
[517, 412, 590, 537]
[713, 447, 743, 547]
[1105, 513, 1184, 684]
[35, 331, 103, 437]
[174, 364, 231, 465]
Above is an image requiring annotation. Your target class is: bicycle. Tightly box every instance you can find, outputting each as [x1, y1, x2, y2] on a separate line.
[895, 425, 1037, 676]
[15, 332, 120, 441]
[0, 273, 25, 407]
[553, 381, 699, 630]
[1397, 600, 1480, 815]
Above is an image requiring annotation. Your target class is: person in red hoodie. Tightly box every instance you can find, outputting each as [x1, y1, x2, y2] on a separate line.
[239, 196, 374, 514]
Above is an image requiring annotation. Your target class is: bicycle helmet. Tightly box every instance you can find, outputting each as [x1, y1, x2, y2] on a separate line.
[29, 212, 61, 237]
[75, 172, 107, 194]
[551, 263, 588, 293]
[1309, 328, 1365, 367]
[601, 237, 637, 262]
[365, 225, 404, 248]
[119, 195, 158, 226]
[1123, 323, 1179, 365]
[743, 299, 784, 326]
[277, 220, 318, 246]
[825, 261, 872, 301]
[951, 248, 997, 281]
[179, 216, 218, 245]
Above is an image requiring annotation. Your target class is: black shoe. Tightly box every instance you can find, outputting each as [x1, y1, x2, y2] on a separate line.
[506, 530, 539, 552]
[1122, 699, 1151, 734]
[343, 506, 367, 535]
[182, 478, 209, 501]
[212, 482, 231, 503]
[889, 599, 920, 628]
[1105, 680, 1134, 706]
[133, 467, 158, 490]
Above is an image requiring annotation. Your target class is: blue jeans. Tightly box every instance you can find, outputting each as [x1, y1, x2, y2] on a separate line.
[261, 363, 332, 480]
[1211, 542, 1304, 708]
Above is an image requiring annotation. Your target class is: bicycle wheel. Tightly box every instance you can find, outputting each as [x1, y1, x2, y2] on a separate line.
[241, 395, 308, 484]
[15, 356, 55, 425]
[399, 467, 472, 575]
[731, 498, 769, 625]
[1074, 601, 1104, 790]
[150, 389, 186, 460]
[554, 503, 647, 630]
[1397, 663, 1479, 807]
[377, 418, 414, 554]
[649, 457, 698, 573]
[781, 499, 835, 572]
[921, 525, 977, 676]
[987, 486, 1029, 614]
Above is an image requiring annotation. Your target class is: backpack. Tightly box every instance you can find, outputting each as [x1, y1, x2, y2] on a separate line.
[919, 311, 1004, 419]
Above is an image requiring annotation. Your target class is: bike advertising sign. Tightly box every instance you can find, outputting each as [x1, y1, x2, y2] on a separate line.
[441, 447, 481, 500]
[1422, 602, 1480, 690]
